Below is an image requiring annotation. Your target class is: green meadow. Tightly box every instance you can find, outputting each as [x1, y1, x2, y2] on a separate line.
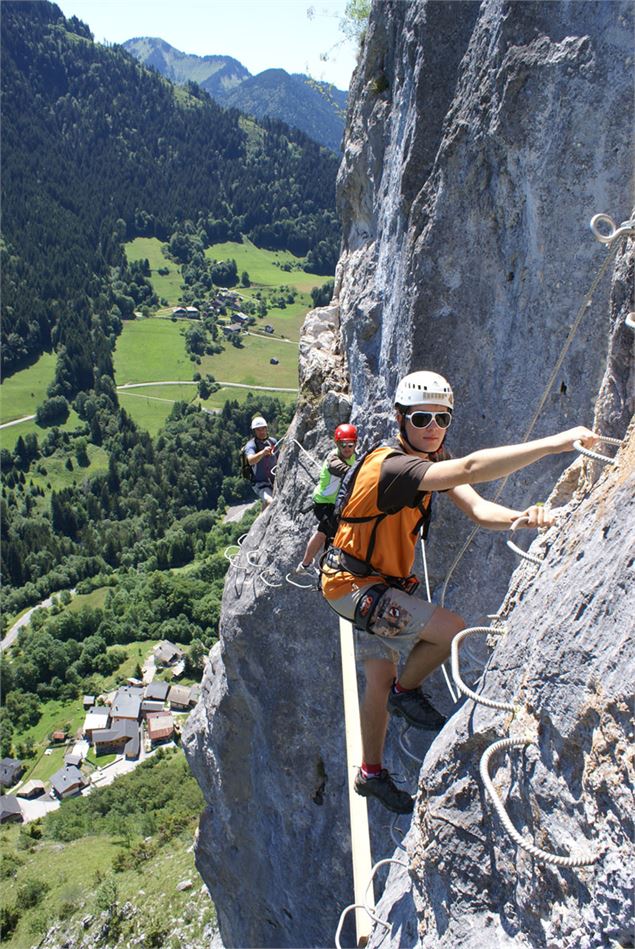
[198, 334, 298, 389]
[113, 317, 192, 384]
[28, 443, 110, 498]
[125, 236, 184, 304]
[1, 408, 84, 454]
[116, 384, 197, 437]
[205, 237, 331, 293]
[0, 822, 213, 949]
[0, 351, 58, 423]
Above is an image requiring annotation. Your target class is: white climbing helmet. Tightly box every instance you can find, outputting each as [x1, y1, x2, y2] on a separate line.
[395, 371, 454, 410]
[251, 416, 268, 429]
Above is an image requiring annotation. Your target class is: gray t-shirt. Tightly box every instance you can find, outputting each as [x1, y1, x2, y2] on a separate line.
[245, 437, 278, 486]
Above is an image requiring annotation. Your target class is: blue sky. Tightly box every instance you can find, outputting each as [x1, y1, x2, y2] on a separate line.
[55, 0, 359, 90]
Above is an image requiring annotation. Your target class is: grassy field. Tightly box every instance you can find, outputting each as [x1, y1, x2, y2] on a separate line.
[116, 384, 196, 436]
[14, 697, 86, 787]
[125, 236, 184, 305]
[199, 334, 299, 389]
[0, 824, 214, 949]
[1, 408, 83, 454]
[0, 352, 58, 424]
[205, 237, 331, 293]
[114, 317, 193, 385]
[28, 443, 109, 498]
[65, 587, 110, 613]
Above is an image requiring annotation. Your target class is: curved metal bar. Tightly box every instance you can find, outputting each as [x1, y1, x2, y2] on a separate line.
[259, 569, 283, 589]
[223, 544, 240, 562]
[398, 725, 425, 766]
[285, 572, 314, 589]
[237, 533, 248, 547]
[334, 904, 373, 949]
[573, 435, 622, 465]
[451, 626, 515, 713]
[506, 515, 545, 566]
[389, 814, 408, 852]
[625, 313, 635, 330]
[590, 213, 635, 245]
[363, 858, 410, 929]
[480, 737, 599, 868]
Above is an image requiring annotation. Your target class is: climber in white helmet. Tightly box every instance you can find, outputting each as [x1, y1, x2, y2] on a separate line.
[245, 416, 278, 508]
[321, 370, 599, 814]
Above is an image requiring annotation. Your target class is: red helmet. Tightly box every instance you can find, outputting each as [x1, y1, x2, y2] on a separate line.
[334, 423, 358, 443]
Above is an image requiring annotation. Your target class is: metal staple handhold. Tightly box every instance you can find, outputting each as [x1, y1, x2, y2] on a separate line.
[480, 737, 599, 868]
[573, 435, 623, 465]
[506, 514, 545, 566]
[451, 626, 514, 712]
[590, 213, 635, 245]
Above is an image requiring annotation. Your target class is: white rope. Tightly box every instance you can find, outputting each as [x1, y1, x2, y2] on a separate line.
[480, 737, 599, 868]
[440, 215, 629, 607]
[506, 515, 545, 566]
[292, 437, 321, 469]
[421, 536, 458, 703]
[450, 627, 515, 713]
[573, 435, 622, 465]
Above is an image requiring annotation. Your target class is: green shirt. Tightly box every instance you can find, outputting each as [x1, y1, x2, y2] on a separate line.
[312, 448, 356, 505]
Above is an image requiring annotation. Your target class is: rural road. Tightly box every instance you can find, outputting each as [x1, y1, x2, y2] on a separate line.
[1, 595, 56, 652]
[0, 379, 298, 430]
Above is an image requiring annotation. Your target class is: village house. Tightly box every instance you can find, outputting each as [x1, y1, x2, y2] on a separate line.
[172, 306, 187, 316]
[168, 685, 192, 711]
[144, 681, 169, 702]
[153, 641, 184, 667]
[17, 780, 46, 800]
[0, 757, 25, 788]
[110, 687, 142, 722]
[51, 730, 66, 744]
[146, 711, 175, 746]
[91, 719, 140, 760]
[232, 312, 249, 324]
[64, 752, 83, 768]
[82, 694, 96, 710]
[185, 306, 199, 317]
[141, 699, 165, 717]
[83, 706, 110, 740]
[50, 765, 88, 800]
[222, 323, 242, 337]
[0, 796, 23, 824]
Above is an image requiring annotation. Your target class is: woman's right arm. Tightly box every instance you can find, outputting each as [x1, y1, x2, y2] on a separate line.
[419, 427, 598, 492]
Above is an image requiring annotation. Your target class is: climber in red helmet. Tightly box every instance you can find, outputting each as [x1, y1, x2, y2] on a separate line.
[295, 423, 358, 573]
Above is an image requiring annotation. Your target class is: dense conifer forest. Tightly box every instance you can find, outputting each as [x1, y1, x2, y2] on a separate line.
[1, 0, 340, 375]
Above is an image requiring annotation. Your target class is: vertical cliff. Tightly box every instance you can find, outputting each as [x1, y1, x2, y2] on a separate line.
[183, 2, 633, 946]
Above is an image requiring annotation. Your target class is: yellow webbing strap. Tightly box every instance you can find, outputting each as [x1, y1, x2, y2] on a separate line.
[339, 617, 374, 946]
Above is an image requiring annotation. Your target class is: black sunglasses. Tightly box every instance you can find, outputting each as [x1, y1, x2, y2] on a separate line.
[404, 410, 453, 430]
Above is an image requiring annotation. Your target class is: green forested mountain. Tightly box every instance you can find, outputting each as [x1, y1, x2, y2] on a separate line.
[123, 37, 348, 152]
[122, 37, 249, 95]
[1, 1, 340, 376]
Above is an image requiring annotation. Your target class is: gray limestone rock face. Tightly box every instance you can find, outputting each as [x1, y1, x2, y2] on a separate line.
[183, 2, 634, 947]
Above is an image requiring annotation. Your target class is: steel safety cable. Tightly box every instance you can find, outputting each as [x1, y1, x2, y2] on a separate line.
[480, 737, 599, 868]
[440, 230, 628, 609]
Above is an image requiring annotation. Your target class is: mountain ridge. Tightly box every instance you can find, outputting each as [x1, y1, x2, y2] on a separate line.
[122, 36, 348, 152]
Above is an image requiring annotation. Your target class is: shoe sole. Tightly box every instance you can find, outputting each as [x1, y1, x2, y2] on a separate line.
[387, 701, 445, 731]
[354, 785, 414, 815]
